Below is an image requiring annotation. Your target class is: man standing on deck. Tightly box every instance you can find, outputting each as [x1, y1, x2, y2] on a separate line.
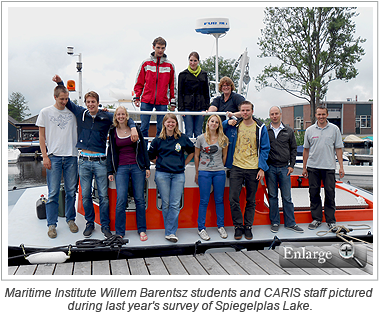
[37, 84, 78, 238]
[223, 101, 270, 240]
[302, 105, 345, 231]
[133, 36, 176, 137]
[53, 75, 138, 238]
[266, 106, 303, 233]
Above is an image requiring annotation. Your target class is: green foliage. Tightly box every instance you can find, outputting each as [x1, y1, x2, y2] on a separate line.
[256, 7, 366, 123]
[295, 130, 305, 146]
[200, 55, 242, 96]
[8, 92, 31, 121]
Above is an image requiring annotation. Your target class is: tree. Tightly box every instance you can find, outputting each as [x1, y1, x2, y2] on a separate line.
[8, 92, 31, 121]
[200, 55, 242, 96]
[256, 7, 365, 123]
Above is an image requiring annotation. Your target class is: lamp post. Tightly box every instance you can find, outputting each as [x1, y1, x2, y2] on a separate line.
[67, 46, 83, 106]
[195, 18, 229, 90]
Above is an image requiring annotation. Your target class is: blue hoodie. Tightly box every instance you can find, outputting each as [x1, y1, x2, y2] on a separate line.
[222, 116, 270, 171]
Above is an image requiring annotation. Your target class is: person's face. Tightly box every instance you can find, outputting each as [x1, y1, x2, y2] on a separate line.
[240, 104, 253, 120]
[164, 117, 177, 132]
[54, 92, 69, 108]
[221, 82, 232, 95]
[153, 43, 166, 58]
[85, 96, 99, 115]
[116, 108, 127, 125]
[208, 116, 220, 131]
[189, 56, 199, 71]
[269, 107, 282, 125]
[316, 108, 328, 126]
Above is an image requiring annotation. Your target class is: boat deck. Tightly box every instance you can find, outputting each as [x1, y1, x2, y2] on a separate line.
[8, 244, 373, 276]
[8, 185, 373, 269]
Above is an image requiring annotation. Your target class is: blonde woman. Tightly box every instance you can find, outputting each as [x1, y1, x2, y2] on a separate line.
[194, 115, 229, 240]
[106, 106, 150, 241]
[148, 113, 195, 242]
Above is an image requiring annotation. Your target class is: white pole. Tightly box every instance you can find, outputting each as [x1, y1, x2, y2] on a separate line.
[213, 33, 222, 90]
[78, 53, 83, 106]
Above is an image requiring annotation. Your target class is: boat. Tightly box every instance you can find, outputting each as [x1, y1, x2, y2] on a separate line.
[8, 114, 374, 267]
[294, 146, 373, 189]
[8, 147, 21, 164]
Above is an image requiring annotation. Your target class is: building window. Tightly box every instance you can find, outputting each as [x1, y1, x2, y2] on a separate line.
[294, 117, 303, 130]
[357, 115, 371, 128]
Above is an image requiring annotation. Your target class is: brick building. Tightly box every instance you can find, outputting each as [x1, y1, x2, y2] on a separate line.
[280, 101, 373, 135]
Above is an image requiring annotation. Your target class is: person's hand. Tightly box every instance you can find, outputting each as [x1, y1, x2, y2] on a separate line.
[131, 127, 138, 142]
[133, 98, 140, 108]
[302, 168, 308, 178]
[108, 175, 114, 182]
[146, 170, 151, 179]
[339, 167, 345, 178]
[228, 119, 237, 126]
[194, 173, 199, 185]
[256, 169, 265, 180]
[287, 167, 294, 176]
[42, 155, 51, 170]
[52, 75, 62, 83]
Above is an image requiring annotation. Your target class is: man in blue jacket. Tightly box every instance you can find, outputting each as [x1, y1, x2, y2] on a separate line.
[53, 75, 138, 238]
[223, 101, 270, 240]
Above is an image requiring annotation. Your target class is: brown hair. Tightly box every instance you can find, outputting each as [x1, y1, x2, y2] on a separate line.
[153, 37, 166, 47]
[188, 51, 200, 60]
[159, 113, 181, 140]
[54, 85, 69, 98]
[205, 115, 229, 148]
[84, 91, 100, 103]
[218, 76, 235, 92]
[112, 106, 130, 127]
[238, 100, 254, 111]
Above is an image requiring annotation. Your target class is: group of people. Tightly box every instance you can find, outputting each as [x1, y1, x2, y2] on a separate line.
[37, 36, 345, 243]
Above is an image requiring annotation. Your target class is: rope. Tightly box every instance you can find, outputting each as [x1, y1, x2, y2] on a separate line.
[316, 224, 372, 248]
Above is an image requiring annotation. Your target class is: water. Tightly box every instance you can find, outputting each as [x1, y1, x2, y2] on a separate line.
[8, 159, 47, 190]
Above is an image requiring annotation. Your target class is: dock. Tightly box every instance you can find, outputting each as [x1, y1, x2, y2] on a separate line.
[8, 245, 373, 276]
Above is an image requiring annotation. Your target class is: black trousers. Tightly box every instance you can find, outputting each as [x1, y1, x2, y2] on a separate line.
[229, 165, 259, 227]
[307, 167, 336, 223]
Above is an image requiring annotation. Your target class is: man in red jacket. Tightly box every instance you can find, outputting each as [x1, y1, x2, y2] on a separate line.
[133, 37, 176, 137]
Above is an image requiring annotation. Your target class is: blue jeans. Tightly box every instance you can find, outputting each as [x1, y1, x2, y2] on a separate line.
[265, 165, 296, 227]
[155, 171, 185, 236]
[183, 110, 204, 138]
[197, 170, 226, 230]
[79, 158, 110, 228]
[46, 155, 78, 227]
[140, 102, 167, 137]
[115, 164, 146, 236]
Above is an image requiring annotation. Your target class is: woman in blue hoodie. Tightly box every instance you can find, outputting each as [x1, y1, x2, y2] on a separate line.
[107, 106, 150, 241]
[148, 113, 195, 242]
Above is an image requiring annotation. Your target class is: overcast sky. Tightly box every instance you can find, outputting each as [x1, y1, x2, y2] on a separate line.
[3, 2, 375, 120]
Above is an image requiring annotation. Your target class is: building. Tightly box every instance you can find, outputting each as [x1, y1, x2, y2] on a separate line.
[280, 101, 373, 135]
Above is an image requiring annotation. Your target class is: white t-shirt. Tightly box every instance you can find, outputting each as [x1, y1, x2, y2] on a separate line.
[36, 105, 78, 156]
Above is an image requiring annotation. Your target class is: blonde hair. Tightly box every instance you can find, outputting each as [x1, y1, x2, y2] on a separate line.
[205, 115, 229, 148]
[159, 113, 182, 140]
[112, 106, 130, 127]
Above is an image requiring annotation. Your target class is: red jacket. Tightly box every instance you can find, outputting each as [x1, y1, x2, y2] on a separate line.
[134, 52, 176, 106]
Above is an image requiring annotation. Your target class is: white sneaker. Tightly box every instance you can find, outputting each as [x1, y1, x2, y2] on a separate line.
[198, 229, 210, 241]
[217, 227, 228, 239]
[165, 234, 178, 243]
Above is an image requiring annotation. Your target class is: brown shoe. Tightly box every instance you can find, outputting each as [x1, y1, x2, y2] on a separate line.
[48, 225, 57, 238]
[67, 220, 79, 233]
